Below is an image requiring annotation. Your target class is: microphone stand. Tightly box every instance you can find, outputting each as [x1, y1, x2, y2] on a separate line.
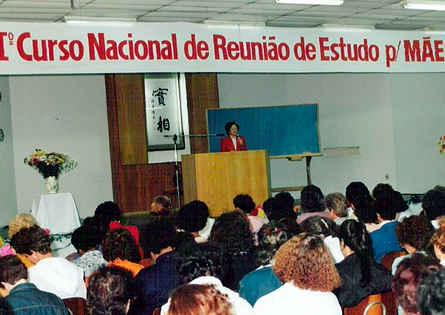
[164, 133, 224, 209]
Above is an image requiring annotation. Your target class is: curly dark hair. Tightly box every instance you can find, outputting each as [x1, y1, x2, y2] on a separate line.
[268, 192, 296, 221]
[208, 210, 254, 253]
[224, 121, 239, 136]
[177, 200, 209, 233]
[71, 225, 102, 252]
[0, 255, 28, 288]
[273, 233, 341, 292]
[300, 185, 325, 213]
[176, 242, 228, 285]
[418, 268, 445, 315]
[88, 266, 134, 315]
[338, 220, 373, 286]
[257, 221, 291, 265]
[396, 215, 434, 252]
[167, 284, 233, 315]
[300, 216, 338, 237]
[392, 253, 441, 315]
[422, 189, 445, 221]
[233, 194, 256, 214]
[10, 225, 51, 255]
[102, 228, 141, 263]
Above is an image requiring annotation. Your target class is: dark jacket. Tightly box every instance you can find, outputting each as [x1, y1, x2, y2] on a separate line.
[6, 283, 70, 315]
[130, 251, 180, 315]
[334, 253, 392, 309]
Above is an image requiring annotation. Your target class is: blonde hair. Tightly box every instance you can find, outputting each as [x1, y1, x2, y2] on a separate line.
[8, 214, 37, 239]
[431, 216, 445, 253]
[325, 193, 348, 218]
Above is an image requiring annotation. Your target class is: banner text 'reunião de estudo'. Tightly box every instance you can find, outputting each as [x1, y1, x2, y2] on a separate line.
[1, 22, 445, 74]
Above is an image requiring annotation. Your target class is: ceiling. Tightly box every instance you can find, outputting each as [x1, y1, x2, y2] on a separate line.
[1, 0, 445, 31]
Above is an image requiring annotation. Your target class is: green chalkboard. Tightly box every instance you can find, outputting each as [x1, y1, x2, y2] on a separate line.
[207, 104, 320, 157]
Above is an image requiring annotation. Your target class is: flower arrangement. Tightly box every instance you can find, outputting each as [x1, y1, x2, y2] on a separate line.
[439, 136, 445, 156]
[24, 149, 77, 179]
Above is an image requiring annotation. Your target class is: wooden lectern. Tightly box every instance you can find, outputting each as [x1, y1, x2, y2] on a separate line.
[182, 150, 271, 217]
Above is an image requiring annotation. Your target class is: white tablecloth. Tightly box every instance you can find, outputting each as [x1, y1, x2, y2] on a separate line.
[31, 192, 81, 258]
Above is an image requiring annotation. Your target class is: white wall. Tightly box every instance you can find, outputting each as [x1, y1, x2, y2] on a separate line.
[9, 75, 113, 219]
[218, 73, 444, 197]
[390, 74, 445, 194]
[0, 77, 18, 227]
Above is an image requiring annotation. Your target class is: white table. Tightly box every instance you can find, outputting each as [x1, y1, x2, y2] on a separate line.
[31, 192, 81, 258]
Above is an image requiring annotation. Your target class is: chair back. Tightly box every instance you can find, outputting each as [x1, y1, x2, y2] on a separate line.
[380, 251, 406, 315]
[344, 294, 384, 315]
[63, 298, 88, 315]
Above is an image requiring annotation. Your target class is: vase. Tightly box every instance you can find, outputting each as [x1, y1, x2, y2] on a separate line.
[45, 176, 59, 194]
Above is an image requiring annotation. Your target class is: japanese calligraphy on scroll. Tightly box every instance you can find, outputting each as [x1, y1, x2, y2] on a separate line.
[144, 73, 185, 151]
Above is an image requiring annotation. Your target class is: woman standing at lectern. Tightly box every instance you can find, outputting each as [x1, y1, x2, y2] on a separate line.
[220, 121, 248, 152]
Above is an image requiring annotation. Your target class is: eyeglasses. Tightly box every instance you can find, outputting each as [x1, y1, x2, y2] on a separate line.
[230, 126, 238, 130]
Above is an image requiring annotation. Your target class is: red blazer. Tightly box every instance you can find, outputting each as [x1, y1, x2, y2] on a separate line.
[220, 136, 248, 152]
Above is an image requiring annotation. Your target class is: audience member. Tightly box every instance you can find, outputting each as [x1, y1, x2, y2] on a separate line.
[95, 201, 122, 241]
[88, 266, 134, 315]
[10, 226, 86, 299]
[392, 215, 435, 274]
[392, 253, 442, 315]
[149, 195, 173, 218]
[422, 189, 445, 228]
[71, 225, 107, 277]
[334, 220, 392, 309]
[326, 192, 349, 225]
[346, 181, 371, 211]
[161, 242, 252, 314]
[418, 268, 445, 315]
[353, 195, 380, 233]
[0, 255, 69, 315]
[7, 214, 38, 268]
[266, 192, 296, 221]
[300, 216, 343, 263]
[233, 194, 267, 234]
[208, 211, 258, 291]
[297, 185, 329, 224]
[372, 183, 394, 199]
[431, 215, 445, 266]
[102, 228, 143, 276]
[176, 200, 210, 243]
[370, 192, 404, 263]
[254, 233, 342, 315]
[130, 219, 179, 315]
[167, 284, 235, 315]
[278, 217, 303, 236]
[239, 221, 291, 306]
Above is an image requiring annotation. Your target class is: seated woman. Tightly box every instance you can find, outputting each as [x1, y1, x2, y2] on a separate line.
[160, 242, 253, 315]
[71, 225, 107, 278]
[296, 185, 330, 224]
[392, 215, 434, 274]
[334, 220, 392, 309]
[220, 121, 247, 152]
[431, 216, 445, 266]
[149, 196, 173, 219]
[238, 221, 291, 306]
[167, 284, 234, 315]
[300, 216, 344, 263]
[392, 253, 442, 315]
[176, 200, 210, 243]
[254, 233, 342, 315]
[208, 211, 258, 291]
[102, 228, 143, 277]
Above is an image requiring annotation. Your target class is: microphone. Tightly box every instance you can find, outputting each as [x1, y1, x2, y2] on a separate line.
[216, 133, 225, 137]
